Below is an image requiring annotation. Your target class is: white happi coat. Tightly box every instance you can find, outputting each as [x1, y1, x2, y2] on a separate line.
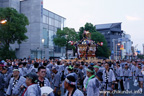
[24, 84, 41, 96]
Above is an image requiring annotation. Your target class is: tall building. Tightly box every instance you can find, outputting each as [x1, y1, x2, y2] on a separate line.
[0, 0, 66, 59]
[121, 34, 133, 59]
[95, 22, 123, 51]
[95, 23, 123, 59]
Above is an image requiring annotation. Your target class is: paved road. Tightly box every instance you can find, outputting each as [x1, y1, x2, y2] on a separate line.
[113, 80, 144, 96]
[60, 79, 144, 96]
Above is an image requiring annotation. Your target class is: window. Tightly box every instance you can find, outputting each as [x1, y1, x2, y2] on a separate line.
[49, 18, 54, 26]
[43, 15, 47, 24]
[49, 12, 54, 18]
[54, 46, 61, 53]
[54, 20, 61, 28]
[49, 30, 54, 47]
[43, 9, 48, 16]
[43, 28, 49, 47]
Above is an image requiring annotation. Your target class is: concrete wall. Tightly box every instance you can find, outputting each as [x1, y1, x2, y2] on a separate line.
[16, 0, 43, 58]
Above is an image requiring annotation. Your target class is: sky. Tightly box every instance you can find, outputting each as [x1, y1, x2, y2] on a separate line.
[43, 0, 144, 52]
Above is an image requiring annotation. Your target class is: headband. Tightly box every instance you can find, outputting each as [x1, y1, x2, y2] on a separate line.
[13, 69, 19, 72]
[65, 78, 76, 85]
[94, 66, 100, 68]
[86, 69, 94, 73]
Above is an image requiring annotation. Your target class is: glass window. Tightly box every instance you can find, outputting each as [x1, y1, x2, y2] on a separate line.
[49, 30, 54, 47]
[54, 46, 61, 53]
[43, 28, 49, 47]
[49, 18, 54, 26]
[49, 12, 54, 18]
[47, 17, 49, 24]
[43, 9, 48, 16]
[49, 25, 54, 31]
[49, 18, 52, 25]
[43, 15, 47, 24]
[54, 20, 61, 28]
[55, 15, 59, 21]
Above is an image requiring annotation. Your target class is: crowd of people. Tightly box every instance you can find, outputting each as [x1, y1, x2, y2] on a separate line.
[0, 58, 144, 96]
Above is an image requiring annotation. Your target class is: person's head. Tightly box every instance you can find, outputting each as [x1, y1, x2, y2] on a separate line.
[67, 65, 74, 73]
[132, 61, 136, 65]
[125, 64, 128, 69]
[90, 63, 94, 67]
[57, 61, 61, 65]
[2, 66, 8, 74]
[64, 75, 76, 89]
[18, 62, 23, 68]
[94, 65, 99, 73]
[96, 71, 103, 81]
[25, 72, 38, 86]
[34, 62, 39, 68]
[13, 67, 20, 77]
[23, 62, 27, 67]
[52, 67, 57, 74]
[38, 66, 46, 78]
[104, 63, 109, 70]
[138, 64, 142, 69]
[97, 62, 101, 67]
[81, 61, 84, 65]
[116, 61, 119, 66]
[86, 66, 95, 77]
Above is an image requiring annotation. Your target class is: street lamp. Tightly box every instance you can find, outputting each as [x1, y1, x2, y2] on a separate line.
[0, 20, 7, 24]
[42, 39, 45, 45]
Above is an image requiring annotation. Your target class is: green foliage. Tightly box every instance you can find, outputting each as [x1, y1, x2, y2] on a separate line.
[0, 7, 29, 59]
[79, 23, 111, 58]
[137, 54, 144, 59]
[53, 27, 79, 58]
[53, 27, 79, 47]
[0, 45, 16, 60]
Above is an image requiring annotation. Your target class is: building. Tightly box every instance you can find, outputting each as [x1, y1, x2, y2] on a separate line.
[0, 0, 66, 59]
[95, 22, 123, 59]
[120, 34, 133, 59]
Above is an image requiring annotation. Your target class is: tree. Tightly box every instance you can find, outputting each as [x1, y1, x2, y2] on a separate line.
[0, 7, 29, 60]
[53, 27, 79, 59]
[79, 23, 111, 58]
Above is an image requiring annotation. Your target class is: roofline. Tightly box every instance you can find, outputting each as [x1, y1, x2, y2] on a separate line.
[95, 22, 122, 26]
[43, 8, 66, 19]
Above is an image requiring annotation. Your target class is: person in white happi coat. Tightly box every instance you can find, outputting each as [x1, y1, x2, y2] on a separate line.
[64, 75, 84, 96]
[135, 64, 143, 92]
[122, 63, 132, 91]
[114, 62, 124, 91]
[22, 72, 41, 96]
[84, 66, 100, 96]
[37, 66, 54, 96]
[6, 67, 26, 96]
[131, 61, 138, 81]
[102, 63, 116, 96]
[52, 67, 61, 96]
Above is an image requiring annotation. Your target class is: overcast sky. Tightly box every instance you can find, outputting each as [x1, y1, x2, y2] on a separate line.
[44, 0, 144, 52]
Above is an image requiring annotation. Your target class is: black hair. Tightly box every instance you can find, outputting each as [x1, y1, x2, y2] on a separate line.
[81, 61, 84, 65]
[34, 62, 39, 68]
[38, 66, 46, 72]
[66, 75, 76, 88]
[27, 72, 38, 83]
[23, 62, 27, 67]
[57, 61, 61, 65]
[87, 66, 95, 74]
[18, 62, 23, 66]
[43, 63, 47, 66]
